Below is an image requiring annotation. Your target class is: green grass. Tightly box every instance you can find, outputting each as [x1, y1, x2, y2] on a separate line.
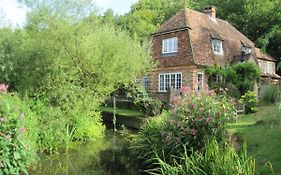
[228, 105, 281, 175]
[100, 106, 143, 118]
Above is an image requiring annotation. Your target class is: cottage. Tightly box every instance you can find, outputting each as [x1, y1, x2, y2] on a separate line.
[144, 6, 280, 101]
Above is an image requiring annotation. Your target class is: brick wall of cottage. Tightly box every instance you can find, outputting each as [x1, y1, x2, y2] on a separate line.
[148, 66, 197, 101]
[148, 30, 210, 102]
[152, 30, 194, 67]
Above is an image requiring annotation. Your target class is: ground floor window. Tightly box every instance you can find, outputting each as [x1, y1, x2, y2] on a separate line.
[159, 72, 182, 92]
[143, 76, 149, 91]
[197, 72, 204, 91]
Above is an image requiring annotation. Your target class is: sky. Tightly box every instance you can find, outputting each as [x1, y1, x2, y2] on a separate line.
[0, 0, 138, 27]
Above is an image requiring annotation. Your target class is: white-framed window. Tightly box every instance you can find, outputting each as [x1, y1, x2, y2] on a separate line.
[241, 46, 252, 54]
[162, 37, 178, 54]
[159, 73, 182, 92]
[143, 76, 149, 91]
[212, 39, 223, 55]
[268, 62, 275, 74]
[197, 72, 204, 91]
[215, 75, 223, 83]
[259, 61, 267, 74]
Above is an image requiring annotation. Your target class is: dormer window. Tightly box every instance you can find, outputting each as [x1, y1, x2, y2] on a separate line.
[241, 46, 252, 54]
[212, 39, 223, 55]
[162, 37, 178, 54]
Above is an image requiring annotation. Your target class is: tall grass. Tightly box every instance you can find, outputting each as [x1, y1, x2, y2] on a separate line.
[260, 84, 280, 104]
[147, 139, 255, 175]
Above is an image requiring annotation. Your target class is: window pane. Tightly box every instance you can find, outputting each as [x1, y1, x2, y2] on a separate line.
[162, 37, 178, 54]
[165, 74, 170, 90]
[171, 74, 176, 89]
[198, 73, 203, 91]
[212, 39, 223, 55]
[159, 75, 165, 91]
[144, 76, 149, 91]
[176, 73, 182, 90]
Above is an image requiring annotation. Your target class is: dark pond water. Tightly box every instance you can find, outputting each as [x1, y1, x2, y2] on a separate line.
[30, 130, 144, 175]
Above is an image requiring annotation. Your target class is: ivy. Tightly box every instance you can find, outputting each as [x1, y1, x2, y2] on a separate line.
[205, 62, 261, 97]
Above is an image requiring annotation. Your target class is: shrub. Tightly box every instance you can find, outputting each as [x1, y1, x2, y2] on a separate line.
[148, 139, 255, 175]
[239, 91, 258, 113]
[132, 111, 169, 164]
[134, 87, 236, 164]
[260, 84, 279, 104]
[120, 84, 163, 117]
[29, 88, 105, 153]
[0, 87, 37, 174]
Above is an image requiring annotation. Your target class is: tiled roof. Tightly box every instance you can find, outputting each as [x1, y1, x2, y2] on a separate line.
[261, 73, 281, 79]
[255, 48, 276, 61]
[155, 8, 255, 66]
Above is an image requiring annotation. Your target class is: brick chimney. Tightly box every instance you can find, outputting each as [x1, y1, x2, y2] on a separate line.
[203, 5, 216, 19]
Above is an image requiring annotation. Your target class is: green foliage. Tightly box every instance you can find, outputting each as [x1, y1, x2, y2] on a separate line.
[148, 139, 255, 175]
[132, 111, 169, 164]
[239, 91, 258, 114]
[0, 1, 154, 153]
[134, 88, 236, 164]
[125, 84, 162, 117]
[117, 0, 194, 39]
[206, 63, 261, 97]
[231, 63, 261, 95]
[260, 84, 280, 104]
[0, 29, 22, 84]
[228, 105, 280, 174]
[0, 90, 37, 174]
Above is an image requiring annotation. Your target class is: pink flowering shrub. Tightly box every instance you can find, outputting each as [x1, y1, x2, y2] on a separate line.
[0, 92, 37, 174]
[0, 84, 8, 92]
[134, 86, 236, 164]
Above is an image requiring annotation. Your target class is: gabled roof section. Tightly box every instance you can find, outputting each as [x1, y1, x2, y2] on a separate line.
[255, 48, 276, 61]
[154, 8, 256, 66]
[155, 9, 190, 34]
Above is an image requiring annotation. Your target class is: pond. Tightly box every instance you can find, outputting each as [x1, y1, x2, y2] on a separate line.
[30, 130, 143, 175]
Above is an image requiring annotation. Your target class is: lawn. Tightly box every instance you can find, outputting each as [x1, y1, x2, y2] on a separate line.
[228, 105, 281, 175]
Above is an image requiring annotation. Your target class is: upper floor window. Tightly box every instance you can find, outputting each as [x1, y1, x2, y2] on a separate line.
[258, 61, 275, 74]
[268, 62, 275, 74]
[212, 39, 223, 55]
[259, 61, 267, 74]
[162, 37, 178, 54]
[241, 46, 252, 54]
[159, 73, 182, 92]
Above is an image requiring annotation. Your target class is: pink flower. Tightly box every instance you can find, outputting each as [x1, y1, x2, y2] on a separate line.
[180, 86, 191, 95]
[19, 127, 25, 133]
[191, 104, 196, 109]
[172, 96, 181, 106]
[190, 128, 197, 136]
[0, 84, 8, 92]
[206, 116, 212, 123]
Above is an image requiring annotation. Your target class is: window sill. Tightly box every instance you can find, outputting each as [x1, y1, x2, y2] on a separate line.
[162, 52, 178, 57]
[213, 52, 224, 56]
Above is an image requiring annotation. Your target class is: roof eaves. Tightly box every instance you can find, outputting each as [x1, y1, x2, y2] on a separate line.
[152, 26, 191, 36]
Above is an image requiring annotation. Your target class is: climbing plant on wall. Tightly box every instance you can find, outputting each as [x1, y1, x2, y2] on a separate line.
[205, 62, 261, 97]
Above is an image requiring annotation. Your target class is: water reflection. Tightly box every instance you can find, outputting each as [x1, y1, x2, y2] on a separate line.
[31, 130, 142, 175]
